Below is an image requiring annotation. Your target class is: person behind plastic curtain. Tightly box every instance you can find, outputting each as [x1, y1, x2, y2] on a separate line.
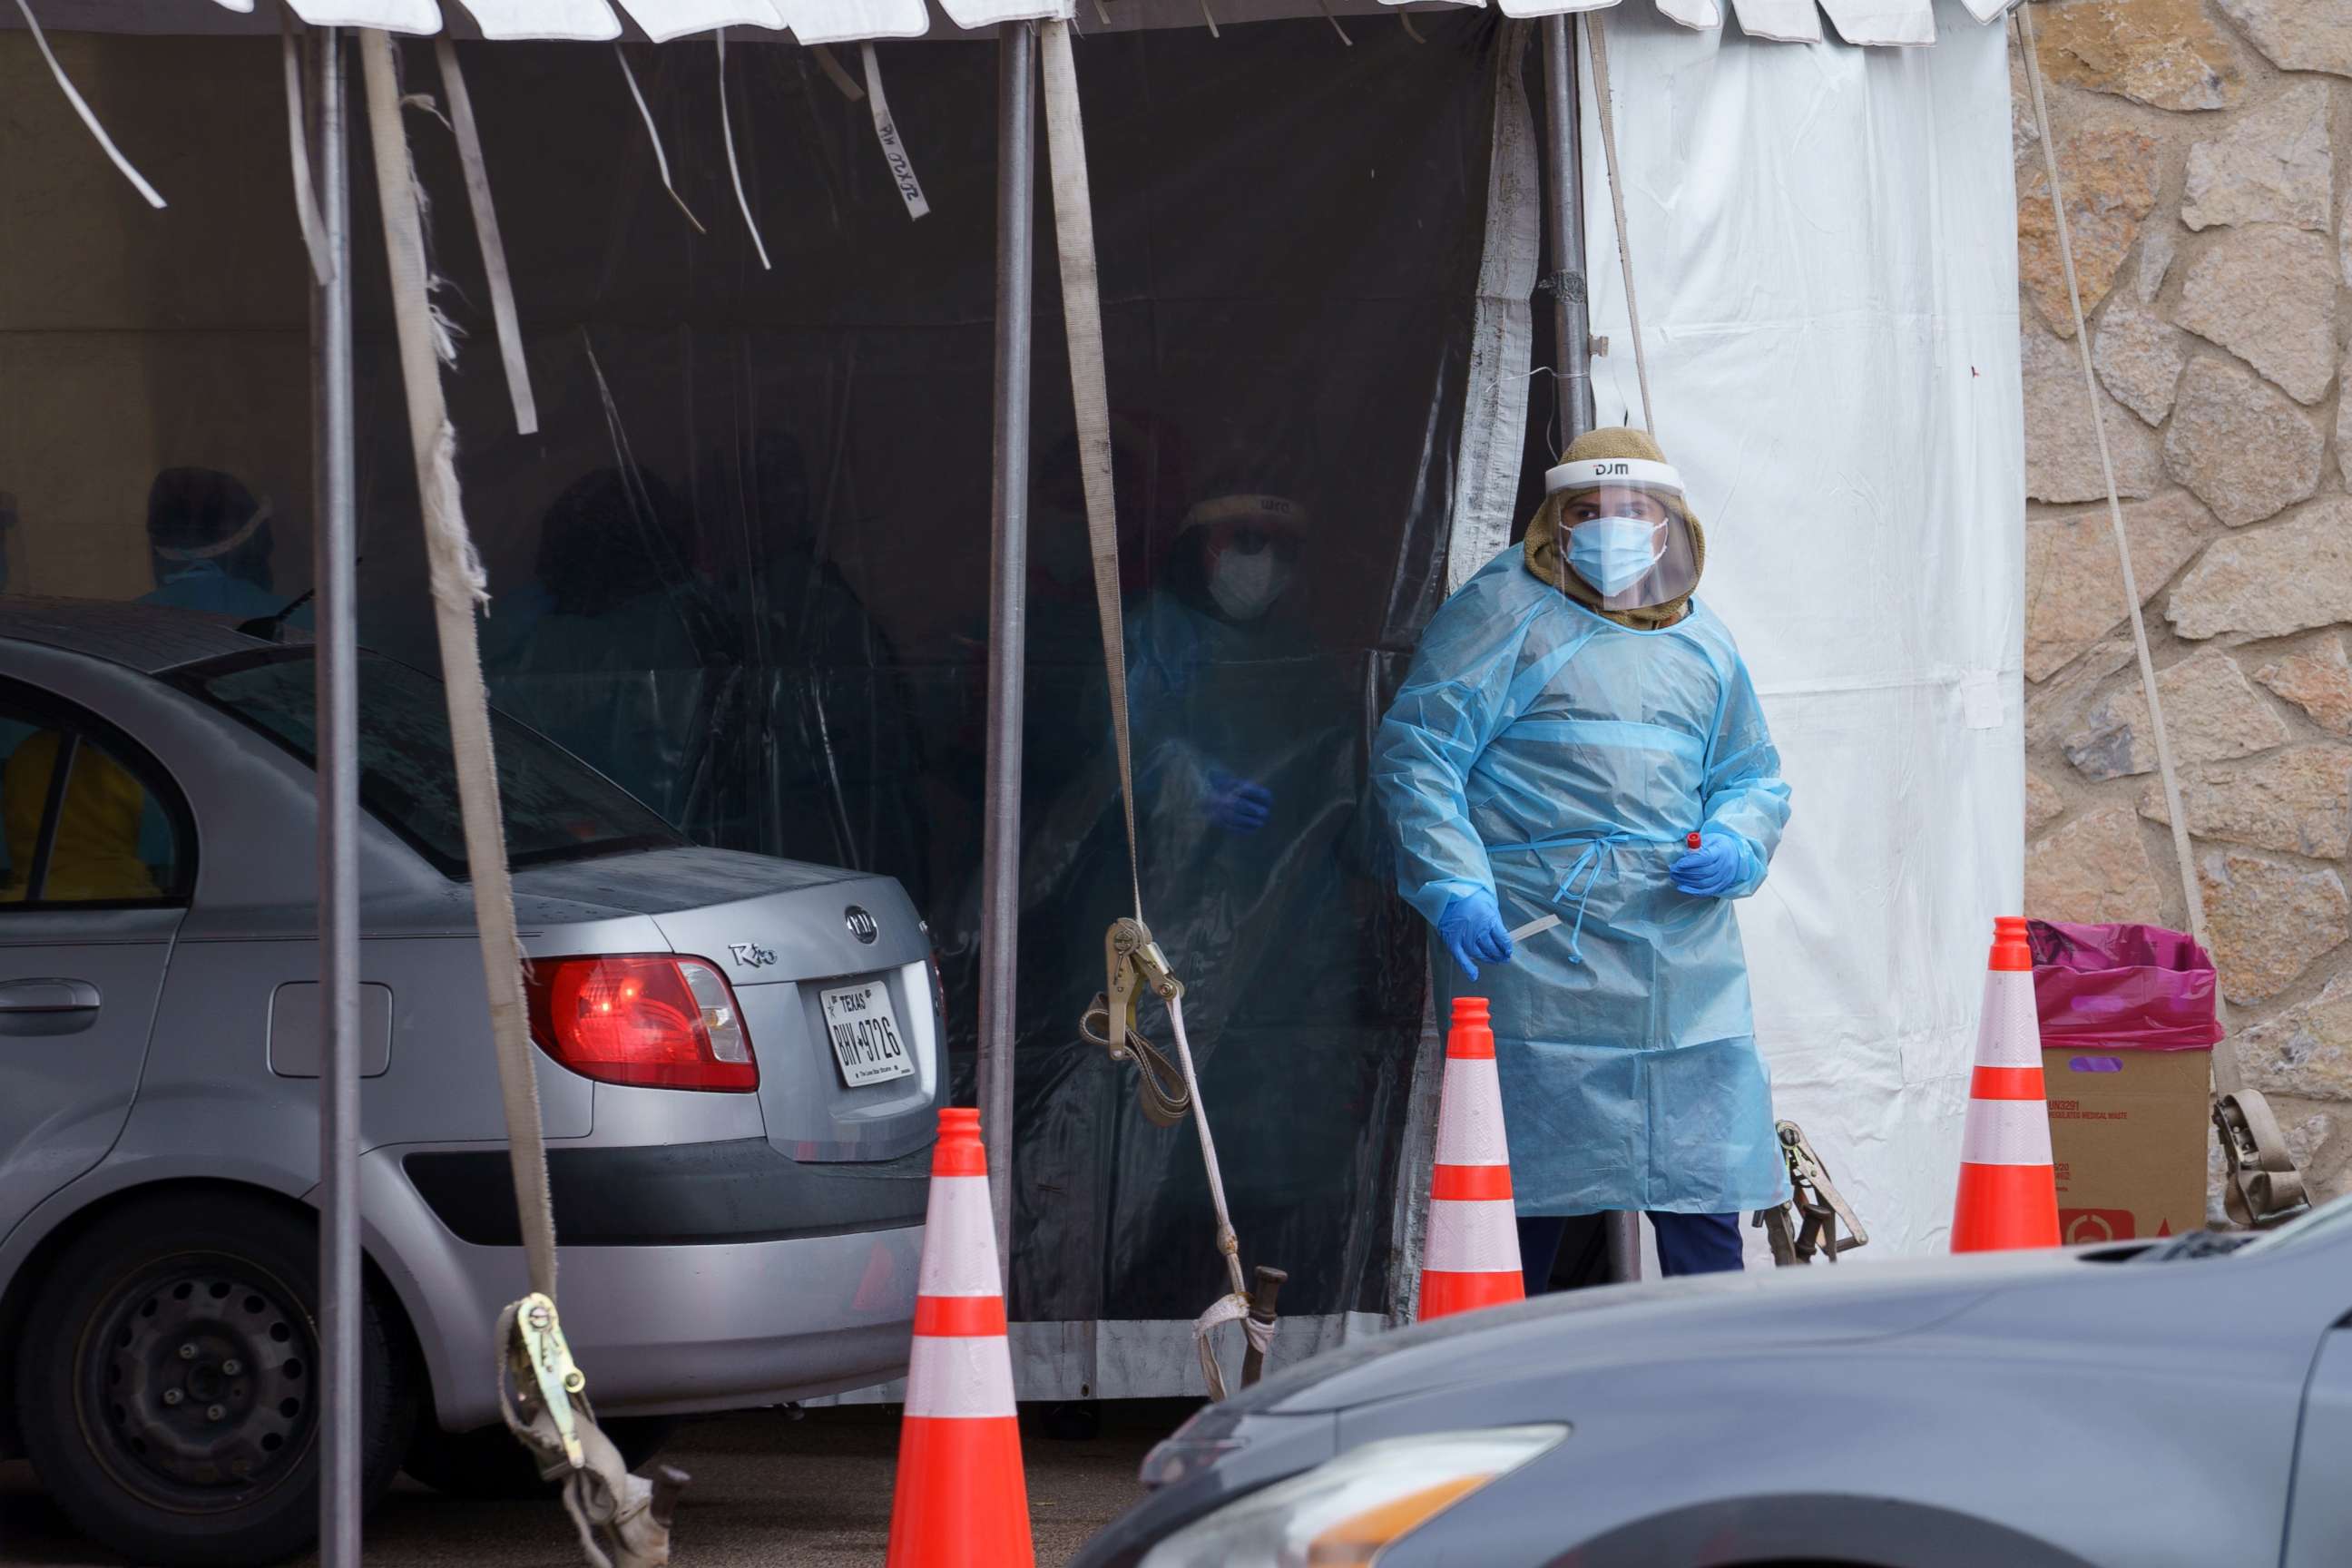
[138, 468, 287, 621]
[1063, 479, 1377, 1316]
[1374, 426, 1793, 1284]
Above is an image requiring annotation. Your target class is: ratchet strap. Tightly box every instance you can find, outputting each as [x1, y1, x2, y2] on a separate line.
[2214, 1092, 2308, 1230]
[1039, 19, 1273, 1396]
[2014, 5, 2306, 1230]
[358, 34, 683, 1566]
[499, 1296, 686, 1568]
[1079, 918, 1191, 1126]
[1750, 1122, 1867, 1266]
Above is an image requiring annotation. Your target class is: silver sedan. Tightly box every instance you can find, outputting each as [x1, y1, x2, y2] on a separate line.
[0, 600, 940, 1565]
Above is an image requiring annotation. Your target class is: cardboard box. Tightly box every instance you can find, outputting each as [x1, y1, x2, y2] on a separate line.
[2042, 1046, 2210, 1244]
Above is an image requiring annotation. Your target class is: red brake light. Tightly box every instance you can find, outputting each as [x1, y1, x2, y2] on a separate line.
[524, 955, 758, 1093]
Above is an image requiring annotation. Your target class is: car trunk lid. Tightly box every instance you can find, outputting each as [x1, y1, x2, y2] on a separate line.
[511, 848, 940, 1163]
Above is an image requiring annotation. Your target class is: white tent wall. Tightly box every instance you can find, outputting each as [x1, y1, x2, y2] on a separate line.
[1564, 0, 2024, 1258]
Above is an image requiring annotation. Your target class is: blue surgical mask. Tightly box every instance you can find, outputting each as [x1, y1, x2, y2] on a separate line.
[1567, 516, 1665, 596]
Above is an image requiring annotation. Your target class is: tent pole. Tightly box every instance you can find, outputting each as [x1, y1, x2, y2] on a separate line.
[1541, 14, 1636, 1285]
[310, 24, 364, 1568]
[977, 18, 1035, 1288]
[1542, 14, 1594, 449]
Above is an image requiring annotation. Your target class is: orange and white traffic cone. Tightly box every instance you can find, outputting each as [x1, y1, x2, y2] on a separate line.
[1419, 996, 1526, 1319]
[1951, 916, 2061, 1252]
[885, 1107, 1034, 1568]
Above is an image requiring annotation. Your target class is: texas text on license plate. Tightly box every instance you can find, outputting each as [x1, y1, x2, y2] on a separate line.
[821, 981, 914, 1087]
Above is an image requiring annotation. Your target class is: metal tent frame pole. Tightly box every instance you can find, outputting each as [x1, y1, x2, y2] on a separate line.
[1540, 13, 1637, 1286]
[977, 18, 1036, 1283]
[1542, 15, 1594, 450]
[309, 25, 363, 1565]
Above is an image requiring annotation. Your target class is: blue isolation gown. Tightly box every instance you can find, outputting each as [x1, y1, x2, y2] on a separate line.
[1374, 549, 1793, 1216]
[139, 564, 289, 621]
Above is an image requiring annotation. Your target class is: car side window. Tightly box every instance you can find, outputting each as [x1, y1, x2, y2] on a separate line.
[0, 700, 190, 907]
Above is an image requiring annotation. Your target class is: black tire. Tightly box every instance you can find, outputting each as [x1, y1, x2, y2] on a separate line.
[13, 1190, 416, 1567]
[403, 1415, 679, 1500]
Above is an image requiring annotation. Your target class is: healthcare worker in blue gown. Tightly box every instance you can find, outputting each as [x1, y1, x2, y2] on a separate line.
[1375, 426, 1791, 1284]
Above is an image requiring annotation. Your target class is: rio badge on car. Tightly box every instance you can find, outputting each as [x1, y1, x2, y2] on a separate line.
[821, 980, 915, 1088]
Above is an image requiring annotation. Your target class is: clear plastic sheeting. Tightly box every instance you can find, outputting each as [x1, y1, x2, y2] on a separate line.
[307, 18, 1500, 1333]
[1538, 0, 2024, 1256]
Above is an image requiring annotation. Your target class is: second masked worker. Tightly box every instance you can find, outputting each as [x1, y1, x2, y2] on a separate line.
[1375, 426, 1792, 1285]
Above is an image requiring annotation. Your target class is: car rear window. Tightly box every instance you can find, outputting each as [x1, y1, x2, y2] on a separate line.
[172, 650, 684, 877]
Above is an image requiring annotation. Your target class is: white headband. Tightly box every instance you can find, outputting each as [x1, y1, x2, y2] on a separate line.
[154, 498, 273, 562]
[1542, 457, 1684, 495]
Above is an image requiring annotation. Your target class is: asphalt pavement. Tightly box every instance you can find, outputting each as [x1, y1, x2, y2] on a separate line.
[0, 1402, 1179, 1567]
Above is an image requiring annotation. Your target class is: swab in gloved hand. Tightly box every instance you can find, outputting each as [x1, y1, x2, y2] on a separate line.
[1438, 892, 1514, 981]
[1506, 913, 1562, 944]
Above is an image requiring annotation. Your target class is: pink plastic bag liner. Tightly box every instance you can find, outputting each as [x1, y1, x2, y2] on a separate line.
[2026, 920, 2222, 1052]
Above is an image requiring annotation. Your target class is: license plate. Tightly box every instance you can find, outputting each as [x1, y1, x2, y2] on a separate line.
[821, 981, 915, 1087]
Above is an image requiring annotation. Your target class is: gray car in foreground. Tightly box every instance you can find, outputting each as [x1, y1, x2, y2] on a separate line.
[0, 601, 939, 1564]
[1077, 1196, 2352, 1568]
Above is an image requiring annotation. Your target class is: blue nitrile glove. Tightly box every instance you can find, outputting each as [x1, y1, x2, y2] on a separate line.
[1671, 834, 1744, 897]
[1204, 770, 1273, 834]
[1438, 891, 1515, 981]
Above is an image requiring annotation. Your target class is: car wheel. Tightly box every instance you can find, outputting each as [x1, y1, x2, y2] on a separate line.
[13, 1191, 415, 1568]
[403, 1415, 679, 1499]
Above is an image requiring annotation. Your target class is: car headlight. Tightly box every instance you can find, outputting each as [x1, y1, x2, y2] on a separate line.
[1139, 1425, 1566, 1568]
[1139, 1431, 1246, 1489]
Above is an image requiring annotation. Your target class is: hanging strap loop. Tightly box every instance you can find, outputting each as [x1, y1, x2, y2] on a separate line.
[434, 40, 539, 436]
[15, 0, 164, 209]
[614, 45, 709, 234]
[717, 31, 772, 270]
[858, 43, 931, 220]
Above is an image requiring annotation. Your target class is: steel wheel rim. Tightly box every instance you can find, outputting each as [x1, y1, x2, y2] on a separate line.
[75, 1250, 319, 1513]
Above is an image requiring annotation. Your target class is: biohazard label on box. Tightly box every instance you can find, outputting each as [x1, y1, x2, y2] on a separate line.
[2042, 1046, 2210, 1245]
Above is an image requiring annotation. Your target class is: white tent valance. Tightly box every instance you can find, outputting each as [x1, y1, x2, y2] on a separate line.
[70, 0, 2013, 50]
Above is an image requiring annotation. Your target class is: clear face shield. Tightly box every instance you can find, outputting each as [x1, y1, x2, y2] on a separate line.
[1542, 457, 1700, 612]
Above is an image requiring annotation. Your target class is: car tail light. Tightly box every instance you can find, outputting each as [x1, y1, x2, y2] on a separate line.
[524, 955, 757, 1093]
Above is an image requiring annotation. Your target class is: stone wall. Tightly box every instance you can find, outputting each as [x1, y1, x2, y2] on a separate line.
[2017, 0, 2352, 1212]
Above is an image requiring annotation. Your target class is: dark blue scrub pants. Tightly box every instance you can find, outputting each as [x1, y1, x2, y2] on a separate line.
[1516, 1212, 1744, 1293]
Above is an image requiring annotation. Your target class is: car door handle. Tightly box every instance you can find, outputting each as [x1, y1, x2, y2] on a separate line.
[0, 978, 102, 1035]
